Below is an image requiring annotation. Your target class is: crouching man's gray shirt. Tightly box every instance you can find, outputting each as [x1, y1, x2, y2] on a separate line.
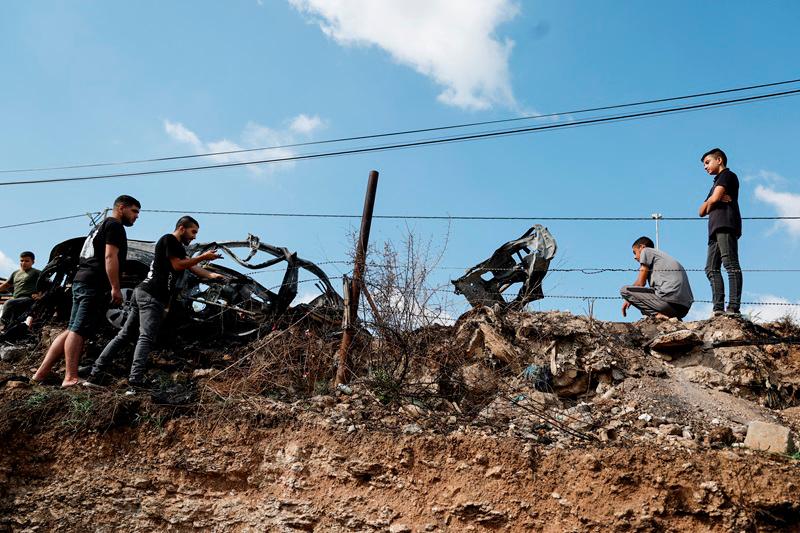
[639, 248, 694, 308]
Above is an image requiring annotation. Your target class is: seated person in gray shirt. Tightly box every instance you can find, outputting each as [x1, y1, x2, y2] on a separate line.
[620, 236, 694, 320]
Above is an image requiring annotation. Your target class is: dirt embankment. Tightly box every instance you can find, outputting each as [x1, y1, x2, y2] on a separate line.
[2, 416, 799, 532]
[2, 310, 800, 531]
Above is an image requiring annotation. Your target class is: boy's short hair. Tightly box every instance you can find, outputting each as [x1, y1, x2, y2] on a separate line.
[701, 147, 727, 166]
[114, 195, 141, 209]
[632, 236, 655, 249]
[175, 216, 200, 230]
[19, 251, 35, 261]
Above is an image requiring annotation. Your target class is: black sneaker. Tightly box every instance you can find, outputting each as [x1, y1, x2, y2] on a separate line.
[78, 365, 94, 378]
[127, 376, 152, 389]
[86, 371, 111, 386]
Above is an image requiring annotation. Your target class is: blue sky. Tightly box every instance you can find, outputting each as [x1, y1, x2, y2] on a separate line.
[1, 1, 799, 322]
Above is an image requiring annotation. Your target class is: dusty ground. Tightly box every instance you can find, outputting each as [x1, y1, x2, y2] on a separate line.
[1, 310, 799, 531]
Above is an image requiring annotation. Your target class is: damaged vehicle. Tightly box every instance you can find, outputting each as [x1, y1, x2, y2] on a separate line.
[30, 233, 344, 339]
[452, 224, 557, 310]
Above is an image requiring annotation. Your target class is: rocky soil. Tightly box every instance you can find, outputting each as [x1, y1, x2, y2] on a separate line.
[1, 310, 799, 531]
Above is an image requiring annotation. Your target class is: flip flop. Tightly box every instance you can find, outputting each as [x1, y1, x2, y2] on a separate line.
[61, 380, 88, 389]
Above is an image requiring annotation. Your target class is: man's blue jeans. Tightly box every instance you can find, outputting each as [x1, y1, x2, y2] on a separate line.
[705, 231, 742, 312]
[92, 286, 165, 381]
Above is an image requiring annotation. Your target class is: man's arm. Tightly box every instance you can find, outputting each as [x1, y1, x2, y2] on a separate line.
[0, 276, 12, 293]
[632, 264, 649, 287]
[622, 264, 650, 317]
[105, 243, 123, 305]
[189, 265, 224, 280]
[168, 250, 222, 272]
[698, 185, 732, 217]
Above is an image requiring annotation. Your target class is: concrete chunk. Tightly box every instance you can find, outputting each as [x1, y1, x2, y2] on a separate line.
[744, 421, 795, 454]
[648, 330, 702, 351]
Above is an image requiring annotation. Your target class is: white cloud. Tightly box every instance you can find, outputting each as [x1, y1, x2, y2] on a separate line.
[742, 293, 799, 324]
[289, 114, 324, 135]
[685, 302, 713, 322]
[684, 298, 799, 324]
[753, 183, 800, 238]
[744, 169, 787, 186]
[0, 250, 16, 276]
[163, 118, 325, 176]
[289, 0, 520, 110]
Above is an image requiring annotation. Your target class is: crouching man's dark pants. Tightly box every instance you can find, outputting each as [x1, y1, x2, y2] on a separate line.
[91, 287, 165, 382]
[620, 286, 689, 319]
[0, 297, 34, 328]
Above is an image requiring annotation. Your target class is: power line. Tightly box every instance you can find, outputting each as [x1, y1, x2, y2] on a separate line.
[3, 77, 799, 175]
[143, 209, 800, 221]
[2, 87, 800, 187]
[0, 213, 98, 230]
[2, 210, 798, 231]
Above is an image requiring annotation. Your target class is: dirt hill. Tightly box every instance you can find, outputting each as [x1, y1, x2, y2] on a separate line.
[1, 310, 799, 531]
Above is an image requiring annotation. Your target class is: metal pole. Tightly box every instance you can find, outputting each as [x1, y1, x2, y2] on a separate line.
[335, 170, 379, 387]
[651, 213, 663, 249]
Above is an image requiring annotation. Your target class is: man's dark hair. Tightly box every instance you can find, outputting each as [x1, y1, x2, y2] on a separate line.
[175, 216, 200, 230]
[701, 147, 727, 166]
[114, 195, 141, 209]
[632, 236, 654, 249]
[19, 251, 35, 261]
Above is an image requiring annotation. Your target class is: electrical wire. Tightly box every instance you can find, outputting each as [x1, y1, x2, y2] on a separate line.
[3, 77, 798, 175]
[143, 209, 800, 222]
[2, 87, 800, 187]
[0, 213, 98, 230]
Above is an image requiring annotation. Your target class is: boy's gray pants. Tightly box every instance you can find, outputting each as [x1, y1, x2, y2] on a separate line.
[620, 286, 688, 318]
[92, 286, 165, 381]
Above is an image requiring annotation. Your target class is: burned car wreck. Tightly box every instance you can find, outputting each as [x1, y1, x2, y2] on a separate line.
[452, 224, 557, 310]
[29, 233, 344, 339]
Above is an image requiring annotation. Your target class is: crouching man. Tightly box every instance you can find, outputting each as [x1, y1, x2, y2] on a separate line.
[620, 236, 694, 320]
[88, 216, 223, 387]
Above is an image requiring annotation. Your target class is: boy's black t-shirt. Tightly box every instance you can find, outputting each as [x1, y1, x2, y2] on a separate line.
[73, 218, 128, 290]
[706, 168, 742, 240]
[138, 233, 187, 304]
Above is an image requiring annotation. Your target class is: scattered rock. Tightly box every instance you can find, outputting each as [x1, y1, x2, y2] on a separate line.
[648, 330, 702, 351]
[744, 421, 796, 454]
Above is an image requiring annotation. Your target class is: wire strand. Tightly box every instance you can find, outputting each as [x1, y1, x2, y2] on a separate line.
[142, 209, 800, 221]
[3, 77, 799, 175]
[2, 87, 799, 187]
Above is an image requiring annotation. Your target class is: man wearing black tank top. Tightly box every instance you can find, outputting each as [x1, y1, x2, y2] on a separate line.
[33, 195, 141, 387]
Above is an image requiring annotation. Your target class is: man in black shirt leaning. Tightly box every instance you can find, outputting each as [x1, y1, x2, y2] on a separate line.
[89, 216, 223, 386]
[33, 195, 141, 387]
[698, 147, 742, 316]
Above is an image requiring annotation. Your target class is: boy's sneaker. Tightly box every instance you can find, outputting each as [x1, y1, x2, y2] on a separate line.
[127, 376, 152, 390]
[712, 310, 725, 317]
[77, 365, 94, 378]
[86, 370, 112, 386]
[725, 308, 742, 317]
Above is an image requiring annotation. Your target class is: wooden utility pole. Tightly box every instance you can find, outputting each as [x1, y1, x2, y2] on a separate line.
[335, 170, 379, 386]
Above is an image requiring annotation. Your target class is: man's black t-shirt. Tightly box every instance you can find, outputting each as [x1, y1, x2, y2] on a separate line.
[706, 168, 742, 240]
[138, 233, 187, 304]
[73, 218, 128, 290]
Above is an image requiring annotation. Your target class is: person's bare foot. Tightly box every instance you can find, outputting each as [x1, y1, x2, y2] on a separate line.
[61, 379, 84, 388]
[654, 313, 670, 320]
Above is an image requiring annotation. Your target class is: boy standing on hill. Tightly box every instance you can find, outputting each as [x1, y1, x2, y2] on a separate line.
[698, 148, 742, 316]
